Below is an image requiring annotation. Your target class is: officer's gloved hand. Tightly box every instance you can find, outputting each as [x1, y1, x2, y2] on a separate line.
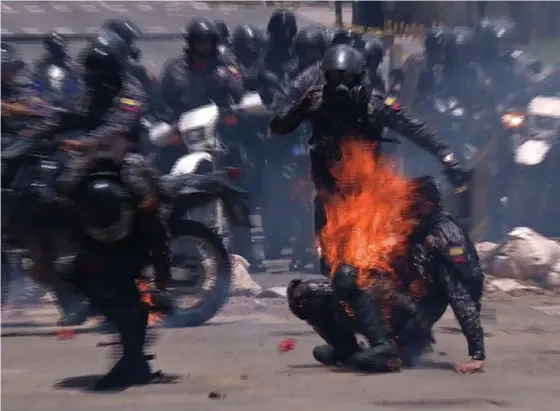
[441, 153, 469, 188]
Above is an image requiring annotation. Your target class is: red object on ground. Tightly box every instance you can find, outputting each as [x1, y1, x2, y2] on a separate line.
[56, 329, 76, 341]
[278, 338, 297, 353]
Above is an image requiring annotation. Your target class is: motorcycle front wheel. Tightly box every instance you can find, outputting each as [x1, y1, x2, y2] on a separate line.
[162, 219, 232, 327]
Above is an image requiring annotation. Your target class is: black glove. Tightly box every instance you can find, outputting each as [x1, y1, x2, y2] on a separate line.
[441, 153, 468, 188]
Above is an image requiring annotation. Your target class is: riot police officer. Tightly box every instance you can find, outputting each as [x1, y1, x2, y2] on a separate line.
[390, 27, 454, 102]
[331, 28, 364, 49]
[160, 18, 243, 119]
[262, 9, 298, 78]
[363, 36, 386, 93]
[289, 26, 328, 80]
[32, 32, 73, 73]
[270, 45, 467, 236]
[3, 31, 172, 389]
[215, 20, 239, 66]
[232, 24, 267, 84]
[475, 17, 533, 99]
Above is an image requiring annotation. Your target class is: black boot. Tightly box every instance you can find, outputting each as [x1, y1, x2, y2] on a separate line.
[331, 265, 400, 373]
[51, 279, 90, 326]
[231, 226, 265, 272]
[344, 292, 401, 372]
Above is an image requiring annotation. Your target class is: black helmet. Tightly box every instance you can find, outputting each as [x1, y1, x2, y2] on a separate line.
[267, 9, 297, 44]
[424, 27, 454, 64]
[76, 178, 134, 243]
[363, 37, 384, 70]
[83, 30, 129, 88]
[448, 26, 476, 65]
[185, 18, 220, 57]
[293, 26, 327, 57]
[43, 31, 67, 58]
[331, 29, 362, 49]
[321, 45, 367, 104]
[215, 20, 230, 44]
[232, 24, 265, 55]
[411, 176, 442, 208]
[102, 19, 142, 46]
[476, 17, 518, 58]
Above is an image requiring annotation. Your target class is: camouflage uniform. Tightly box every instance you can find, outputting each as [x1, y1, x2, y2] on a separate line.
[159, 54, 244, 119]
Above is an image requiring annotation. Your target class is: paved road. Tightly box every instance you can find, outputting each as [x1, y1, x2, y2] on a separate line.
[3, 298, 560, 411]
[1, 1, 342, 36]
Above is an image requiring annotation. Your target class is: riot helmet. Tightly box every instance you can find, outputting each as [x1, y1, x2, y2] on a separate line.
[43, 31, 67, 61]
[232, 25, 265, 63]
[447, 26, 476, 67]
[476, 17, 518, 60]
[411, 175, 442, 216]
[424, 27, 454, 66]
[76, 178, 134, 244]
[83, 30, 129, 92]
[331, 29, 362, 49]
[321, 45, 367, 105]
[102, 19, 142, 60]
[102, 19, 142, 46]
[293, 26, 328, 67]
[363, 37, 384, 71]
[185, 18, 220, 58]
[267, 9, 297, 46]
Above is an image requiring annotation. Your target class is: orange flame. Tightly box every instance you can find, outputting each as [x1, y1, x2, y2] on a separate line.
[320, 140, 417, 290]
[136, 279, 164, 326]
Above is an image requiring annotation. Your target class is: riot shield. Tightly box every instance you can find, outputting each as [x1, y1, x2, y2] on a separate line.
[444, 134, 499, 243]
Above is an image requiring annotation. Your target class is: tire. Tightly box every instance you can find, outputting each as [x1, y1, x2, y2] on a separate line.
[165, 220, 232, 327]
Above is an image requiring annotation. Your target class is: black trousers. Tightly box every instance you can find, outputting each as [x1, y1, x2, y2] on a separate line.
[74, 246, 149, 368]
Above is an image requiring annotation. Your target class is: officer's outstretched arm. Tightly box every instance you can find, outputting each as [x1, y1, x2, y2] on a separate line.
[373, 94, 452, 163]
[440, 266, 486, 361]
[269, 87, 314, 135]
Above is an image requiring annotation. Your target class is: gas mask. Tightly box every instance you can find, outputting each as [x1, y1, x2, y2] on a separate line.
[325, 70, 368, 106]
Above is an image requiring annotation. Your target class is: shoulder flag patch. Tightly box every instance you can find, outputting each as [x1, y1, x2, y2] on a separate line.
[227, 66, 241, 78]
[120, 98, 139, 107]
[384, 96, 401, 110]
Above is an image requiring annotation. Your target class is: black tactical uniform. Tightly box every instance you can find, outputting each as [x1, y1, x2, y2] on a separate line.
[262, 10, 298, 79]
[102, 19, 160, 115]
[160, 18, 244, 120]
[270, 45, 467, 236]
[390, 27, 454, 102]
[403, 177, 486, 364]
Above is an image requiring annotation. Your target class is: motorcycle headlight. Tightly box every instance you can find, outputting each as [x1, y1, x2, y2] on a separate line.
[501, 112, 526, 129]
[183, 127, 206, 144]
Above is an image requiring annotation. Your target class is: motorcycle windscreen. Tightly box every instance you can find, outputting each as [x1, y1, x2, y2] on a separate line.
[444, 133, 499, 243]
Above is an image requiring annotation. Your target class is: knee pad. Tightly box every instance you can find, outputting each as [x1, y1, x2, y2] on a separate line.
[331, 264, 360, 299]
[287, 278, 333, 322]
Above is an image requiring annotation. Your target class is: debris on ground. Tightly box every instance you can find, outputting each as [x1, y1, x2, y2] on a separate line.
[477, 228, 560, 291]
[229, 254, 263, 296]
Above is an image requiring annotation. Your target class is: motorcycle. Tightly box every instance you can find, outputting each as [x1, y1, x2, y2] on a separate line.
[148, 93, 268, 245]
[503, 95, 560, 236]
[2, 137, 251, 327]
